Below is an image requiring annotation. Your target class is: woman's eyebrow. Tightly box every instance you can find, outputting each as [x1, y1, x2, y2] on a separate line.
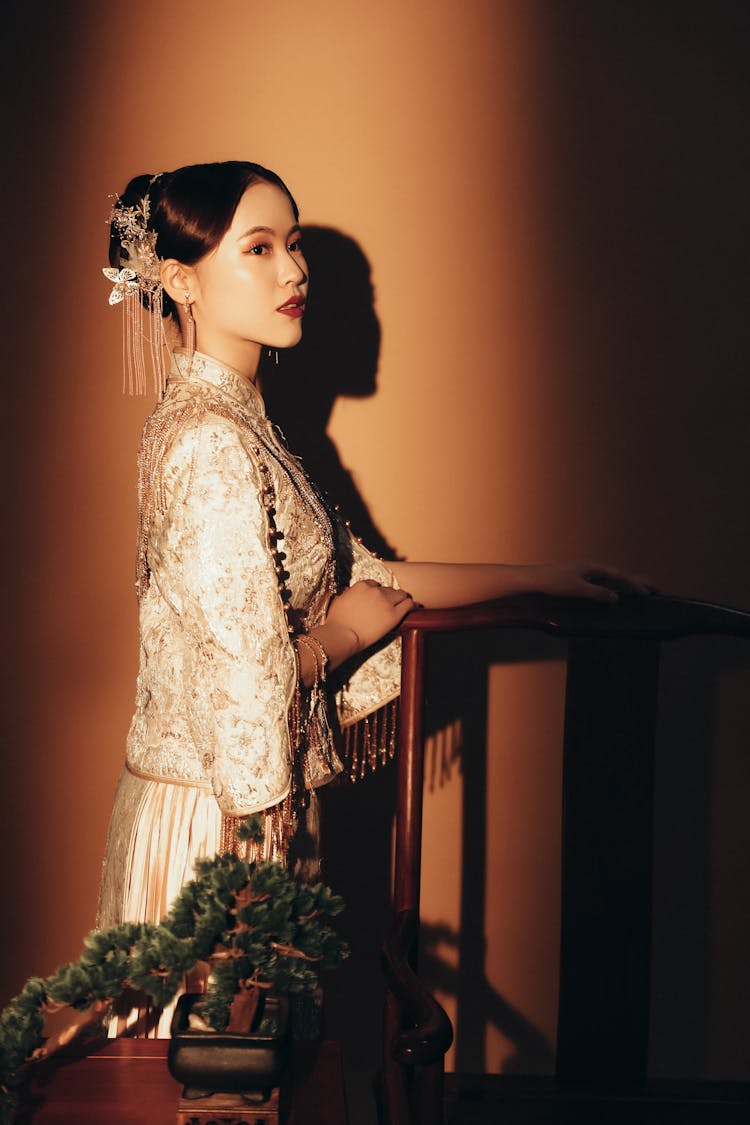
[237, 223, 302, 240]
[237, 225, 274, 239]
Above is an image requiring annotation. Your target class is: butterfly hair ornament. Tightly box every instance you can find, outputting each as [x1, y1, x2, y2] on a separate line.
[103, 176, 169, 396]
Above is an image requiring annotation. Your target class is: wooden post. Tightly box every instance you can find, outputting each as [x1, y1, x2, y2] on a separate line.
[384, 626, 431, 1125]
[393, 627, 427, 915]
[556, 636, 661, 1084]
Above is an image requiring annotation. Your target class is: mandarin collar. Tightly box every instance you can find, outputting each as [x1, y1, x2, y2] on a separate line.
[168, 349, 266, 416]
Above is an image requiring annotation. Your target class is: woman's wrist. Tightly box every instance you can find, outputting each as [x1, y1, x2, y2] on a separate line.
[309, 623, 360, 666]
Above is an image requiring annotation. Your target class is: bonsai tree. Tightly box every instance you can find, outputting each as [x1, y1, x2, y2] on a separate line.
[0, 816, 348, 1124]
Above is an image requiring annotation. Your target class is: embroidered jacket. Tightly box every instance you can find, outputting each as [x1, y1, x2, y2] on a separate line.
[125, 350, 400, 816]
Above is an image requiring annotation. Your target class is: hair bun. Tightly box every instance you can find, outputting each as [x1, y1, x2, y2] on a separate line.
[108, 174, 156, 269]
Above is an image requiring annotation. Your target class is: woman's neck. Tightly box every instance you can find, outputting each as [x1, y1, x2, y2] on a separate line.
[192, 333, 262, 385]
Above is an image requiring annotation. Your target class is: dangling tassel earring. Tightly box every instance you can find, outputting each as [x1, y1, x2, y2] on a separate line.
[184, 292, 196, 357]
[267, 347, 279, 366]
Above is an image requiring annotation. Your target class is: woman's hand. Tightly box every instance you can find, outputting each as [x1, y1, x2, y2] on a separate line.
[303, 581, 414, 678]
[524, 564, 658, 603]
[324, 579, 416, 652]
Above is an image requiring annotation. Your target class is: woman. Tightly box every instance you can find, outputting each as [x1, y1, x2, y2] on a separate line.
[97, 161, 652, 1027]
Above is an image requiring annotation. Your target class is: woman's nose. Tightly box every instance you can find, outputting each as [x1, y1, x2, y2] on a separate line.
[279, 252, 307, 287]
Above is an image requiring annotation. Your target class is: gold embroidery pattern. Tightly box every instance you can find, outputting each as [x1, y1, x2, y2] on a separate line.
[124, 351, 402, 847]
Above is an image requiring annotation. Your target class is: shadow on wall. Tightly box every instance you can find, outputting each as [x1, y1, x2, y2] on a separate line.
[260, 225, 401, 561]
[650, 636, 750, 1080]
[420, 629, 561, 1076]
[420, 920, 555, 1076]
[424, 629, 750, 1081]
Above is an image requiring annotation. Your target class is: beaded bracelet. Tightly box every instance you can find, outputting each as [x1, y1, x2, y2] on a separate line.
[295, 633, 329, 687]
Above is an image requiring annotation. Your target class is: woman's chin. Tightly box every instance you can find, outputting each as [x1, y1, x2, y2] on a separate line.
[269, 325, 304, 350]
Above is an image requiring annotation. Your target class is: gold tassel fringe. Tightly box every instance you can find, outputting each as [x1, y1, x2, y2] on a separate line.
[342, 698, 399, 782]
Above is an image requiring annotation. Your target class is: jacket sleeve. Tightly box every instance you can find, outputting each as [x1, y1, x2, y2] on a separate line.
[335, 532, 402, 727]
[148, 414, 296, 816]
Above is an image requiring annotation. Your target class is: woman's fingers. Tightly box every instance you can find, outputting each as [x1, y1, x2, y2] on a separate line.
[364, 581, 414, 608]
[583, 567, 659, 597]
[376, 585, 415, 617]
[393, 590, 416, 616]
[578, 577, 620, 603]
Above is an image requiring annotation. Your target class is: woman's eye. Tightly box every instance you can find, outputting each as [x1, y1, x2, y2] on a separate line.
[288, 239, 303, 253]
[246, 243, 269, 255]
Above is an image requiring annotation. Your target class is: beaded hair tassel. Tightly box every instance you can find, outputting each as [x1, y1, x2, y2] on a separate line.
[104, 188, 169, 396]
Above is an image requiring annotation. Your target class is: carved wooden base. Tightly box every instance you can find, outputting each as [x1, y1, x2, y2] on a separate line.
[176, 1085, 280, 1124]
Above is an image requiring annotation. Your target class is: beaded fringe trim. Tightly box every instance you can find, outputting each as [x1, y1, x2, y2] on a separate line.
[120, 289, 169, 397]
[219, 799, 293, 862]
[341, 698, 399, 782]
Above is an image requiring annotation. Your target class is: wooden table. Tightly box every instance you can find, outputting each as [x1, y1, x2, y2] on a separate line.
[17, 1038, 348, 1125]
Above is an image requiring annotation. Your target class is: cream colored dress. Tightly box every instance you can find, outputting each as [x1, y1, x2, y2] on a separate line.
[96, 351, 400, 1031]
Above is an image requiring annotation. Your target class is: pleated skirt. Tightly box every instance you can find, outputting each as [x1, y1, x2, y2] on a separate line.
[96, 765, 317, 1038]
[96, 767, 226, 1037]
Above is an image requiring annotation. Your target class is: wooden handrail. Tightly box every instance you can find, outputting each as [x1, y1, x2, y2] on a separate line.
[398, 593, 750, 639]
[383, 593, 750, 1125]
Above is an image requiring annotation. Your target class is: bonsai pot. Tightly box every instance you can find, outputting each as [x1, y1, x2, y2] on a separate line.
[168, 992, 290, 1101]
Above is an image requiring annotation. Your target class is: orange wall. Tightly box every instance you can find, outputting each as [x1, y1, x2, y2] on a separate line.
[2, 0, 748, 1102]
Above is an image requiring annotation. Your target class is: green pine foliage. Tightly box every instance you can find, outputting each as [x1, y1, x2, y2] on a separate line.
[0, 816, 348, 1124]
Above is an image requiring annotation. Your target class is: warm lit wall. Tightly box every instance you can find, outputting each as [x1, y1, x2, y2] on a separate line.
[2, 0, 748, 1115]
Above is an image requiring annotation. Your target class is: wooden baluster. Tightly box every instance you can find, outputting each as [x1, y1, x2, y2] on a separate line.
[384, 626, 427, 1125]
[394, 627, 427, 914]
[383, 989, 411, 1125]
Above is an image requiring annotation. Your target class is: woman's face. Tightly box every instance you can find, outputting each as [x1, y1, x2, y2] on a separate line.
[190, 181, 308, 362]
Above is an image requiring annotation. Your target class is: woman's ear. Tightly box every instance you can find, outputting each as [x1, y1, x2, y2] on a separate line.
[160, 259, 197, 305]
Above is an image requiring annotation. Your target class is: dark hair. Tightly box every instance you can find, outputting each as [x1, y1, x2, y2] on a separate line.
[108, 161, 300, 318]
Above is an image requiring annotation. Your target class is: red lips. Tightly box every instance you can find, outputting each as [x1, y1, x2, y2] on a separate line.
[277, 296, 305, 318]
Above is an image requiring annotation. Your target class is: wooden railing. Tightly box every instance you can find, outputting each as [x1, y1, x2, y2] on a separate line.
[381, 595, 750, 1125]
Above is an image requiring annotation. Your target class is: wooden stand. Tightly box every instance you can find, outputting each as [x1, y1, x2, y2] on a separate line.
[21, 1037, 346, 1124]
[176, 1084, 281, 1124]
